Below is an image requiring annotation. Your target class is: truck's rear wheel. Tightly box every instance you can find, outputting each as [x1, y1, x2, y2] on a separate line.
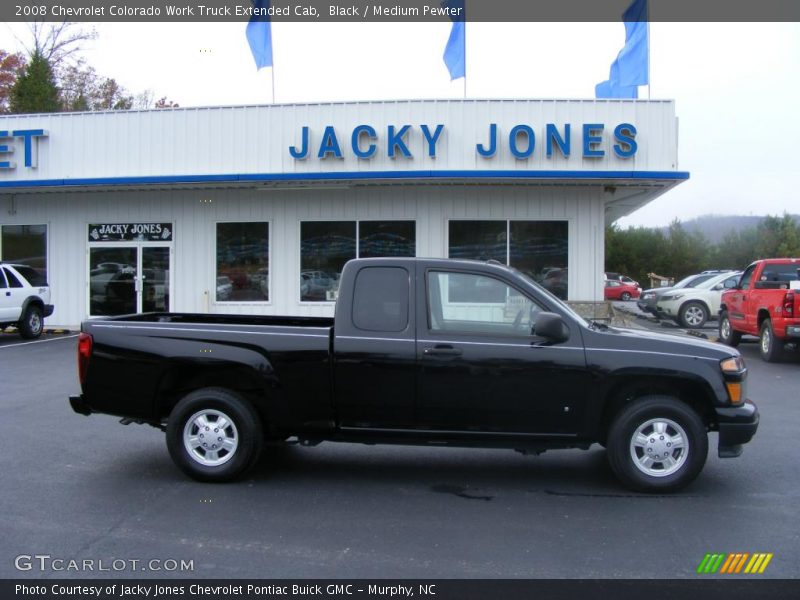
[167, 387, 263, 482]
[759, 319, 784, 363]
[607, 396, 708, 493]
[718, 311, 741, 347]
[18, 304, 43, 339]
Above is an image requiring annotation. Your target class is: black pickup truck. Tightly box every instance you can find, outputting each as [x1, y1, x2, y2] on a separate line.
[70, 258, 758, 492]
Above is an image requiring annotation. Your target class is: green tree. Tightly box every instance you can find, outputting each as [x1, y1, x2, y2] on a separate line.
[755, 214, 800, 258]
[9, 50, 59, 114]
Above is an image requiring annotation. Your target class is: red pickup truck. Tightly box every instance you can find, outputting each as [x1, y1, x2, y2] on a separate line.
[719, 258, 800, 362]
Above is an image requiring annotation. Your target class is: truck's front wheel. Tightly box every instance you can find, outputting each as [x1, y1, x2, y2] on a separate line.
[607, 396, 708, 493]
[167, 388, 263, 482]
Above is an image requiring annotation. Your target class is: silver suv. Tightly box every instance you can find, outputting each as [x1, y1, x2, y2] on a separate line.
[0, 263, 54, 339]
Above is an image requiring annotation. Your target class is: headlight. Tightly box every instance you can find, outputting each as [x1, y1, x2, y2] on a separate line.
[662, 294, 683, 301]
[642, 293, 654, 300]
[720, 356, 745, 373]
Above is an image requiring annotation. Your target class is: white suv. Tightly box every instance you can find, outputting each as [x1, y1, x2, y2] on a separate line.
[655, 271, 741, 328]
[0, 263, 54, 339]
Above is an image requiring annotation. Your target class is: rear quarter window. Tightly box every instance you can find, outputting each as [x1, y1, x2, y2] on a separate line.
[11, 265, 47, 287]
[352, 267, 409, 333]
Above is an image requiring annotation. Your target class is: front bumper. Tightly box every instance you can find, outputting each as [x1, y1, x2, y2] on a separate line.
[69, 394, 92, 416]
[716, 400, 759, 458]
[637, 300, 658, 315]
[44, 304, 54, 317]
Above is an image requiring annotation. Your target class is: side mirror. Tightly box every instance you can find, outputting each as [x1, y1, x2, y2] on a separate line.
[533, 312, 569, 343]
[713, 283, 723, 290]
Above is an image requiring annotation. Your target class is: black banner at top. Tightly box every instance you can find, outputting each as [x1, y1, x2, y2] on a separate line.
[88, 223, 173, 242]
[3, 0, 800, 23]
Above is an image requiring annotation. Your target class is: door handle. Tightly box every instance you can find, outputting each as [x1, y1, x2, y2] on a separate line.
[5, 291, 9, 296]
[424, 345, 463, 356]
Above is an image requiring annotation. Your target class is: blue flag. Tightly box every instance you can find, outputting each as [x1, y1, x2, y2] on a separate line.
[596, 0, 649, 98]
[595, 62, 639, 99]
[442, 0, 465, 81]
[247, 0, 273, 70]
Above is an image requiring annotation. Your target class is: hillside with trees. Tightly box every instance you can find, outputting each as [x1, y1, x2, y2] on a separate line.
[607, 214, 800, 287]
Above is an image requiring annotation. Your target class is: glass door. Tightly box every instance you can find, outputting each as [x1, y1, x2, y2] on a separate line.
[89, 245, 171, 316]
[141, 246, 170, 313]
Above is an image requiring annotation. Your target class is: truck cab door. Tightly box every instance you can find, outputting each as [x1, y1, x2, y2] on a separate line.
[729, 264, 757, 333]
[415, 268, 589, 435]
[333, 264, 417, 429]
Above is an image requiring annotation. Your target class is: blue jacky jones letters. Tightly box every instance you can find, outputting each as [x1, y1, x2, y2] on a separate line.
[476, 123, 638, 159]
[288, 123, 637, 160]
[289, 124, 446, 160]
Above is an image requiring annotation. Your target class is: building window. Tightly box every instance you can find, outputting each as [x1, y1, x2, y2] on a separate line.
[216, 222, 269, 302]
[448, 220, 568, 299]
[0, 224, 48, 283]
[301, 220, 415, 302]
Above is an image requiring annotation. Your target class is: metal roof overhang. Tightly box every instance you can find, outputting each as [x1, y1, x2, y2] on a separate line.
[0, 169, 689, 225]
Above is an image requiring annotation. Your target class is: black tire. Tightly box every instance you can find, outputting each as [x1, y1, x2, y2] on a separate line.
[679, 301, 708, 329]
[759, 319, 784, 363]
[607, 396, 708, 493]
[718, 311, 741, 347]
[620, 292, 632, 301]
[166, 387, 263, 482]
[18, 304, 43, 339]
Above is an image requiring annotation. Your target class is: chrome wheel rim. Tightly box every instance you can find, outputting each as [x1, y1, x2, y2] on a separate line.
[183, 409, 239, 467]
[29, 312, 42, 334]
[721, 318, 731, 340]
[683, 306, 705, 327]
[761, 327, 771, 354]
[629, 418, 689, 477]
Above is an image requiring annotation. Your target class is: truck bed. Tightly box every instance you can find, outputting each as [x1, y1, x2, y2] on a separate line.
[80, 312, 335, 428]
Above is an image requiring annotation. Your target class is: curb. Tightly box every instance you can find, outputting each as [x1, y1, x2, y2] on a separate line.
[2, 327, 73, 335]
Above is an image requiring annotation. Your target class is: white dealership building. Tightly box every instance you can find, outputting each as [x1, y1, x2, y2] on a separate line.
[0, 99, 686, 327]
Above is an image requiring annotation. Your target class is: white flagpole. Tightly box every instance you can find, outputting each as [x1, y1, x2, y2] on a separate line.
[464, 20, 467, 99]
[647, 20, 651, 99]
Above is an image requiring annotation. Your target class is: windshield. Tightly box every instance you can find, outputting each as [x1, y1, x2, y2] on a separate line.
[675, 273, 716, 289]
[695, 272, 737, 290]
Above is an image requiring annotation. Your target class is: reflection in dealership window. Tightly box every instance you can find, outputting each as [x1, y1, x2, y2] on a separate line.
[301, 221, 415, 302]
[358, 221, 416, 258]
[448, 220, 568, 300]
[216, 223, 269, 302]
[0, 224, 48, 283]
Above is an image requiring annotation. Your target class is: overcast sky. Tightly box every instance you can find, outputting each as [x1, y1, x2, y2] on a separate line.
[5, 21, 799, 228]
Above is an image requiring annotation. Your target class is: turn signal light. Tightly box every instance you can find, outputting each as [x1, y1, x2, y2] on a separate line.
[725, 382, 743, 405]
[77, 332, 93, 386]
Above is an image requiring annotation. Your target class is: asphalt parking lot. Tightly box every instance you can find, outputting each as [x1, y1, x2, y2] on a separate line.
[0, 331, 798, 580]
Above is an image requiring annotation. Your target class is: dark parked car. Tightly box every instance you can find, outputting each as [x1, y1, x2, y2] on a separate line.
[70, 258, 758, 493]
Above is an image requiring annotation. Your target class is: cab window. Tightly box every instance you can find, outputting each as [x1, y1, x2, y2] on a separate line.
[352, 267, 409, 333]
[427, 271, 543, 336]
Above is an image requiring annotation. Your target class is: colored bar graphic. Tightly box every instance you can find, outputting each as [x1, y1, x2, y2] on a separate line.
[701, 552, 773, 574]
[720, 554, 737, 573]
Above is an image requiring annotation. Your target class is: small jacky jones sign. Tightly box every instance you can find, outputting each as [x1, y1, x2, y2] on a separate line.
[88, 223, 173, 242]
